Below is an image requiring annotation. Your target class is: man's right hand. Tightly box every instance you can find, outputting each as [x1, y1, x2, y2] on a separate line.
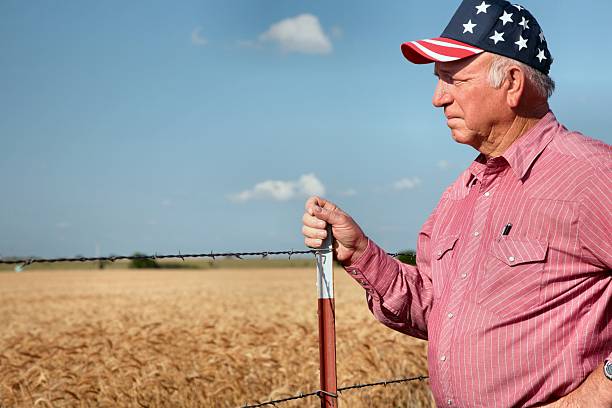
[302, 196, 368, 265]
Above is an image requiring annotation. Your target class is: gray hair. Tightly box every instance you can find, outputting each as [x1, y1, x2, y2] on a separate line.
[488, 53, 555, 99]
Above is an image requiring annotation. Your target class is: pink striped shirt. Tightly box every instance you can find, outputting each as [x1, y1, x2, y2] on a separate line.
[345, 112, 611, 407]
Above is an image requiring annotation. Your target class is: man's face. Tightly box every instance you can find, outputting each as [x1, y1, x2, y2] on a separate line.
[433, 53, 509, 150]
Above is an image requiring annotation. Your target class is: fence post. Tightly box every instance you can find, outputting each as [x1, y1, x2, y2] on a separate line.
[316, 224, 338, 408]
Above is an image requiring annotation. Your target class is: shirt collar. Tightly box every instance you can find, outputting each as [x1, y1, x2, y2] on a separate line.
[465, 154, 487, 187]
[467, 111, 557, 186]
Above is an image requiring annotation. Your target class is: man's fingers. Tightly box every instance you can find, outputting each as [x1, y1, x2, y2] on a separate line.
[304, 237, 323, 248]
[302, 225, 327, 240]
[302, 212, 326, 229]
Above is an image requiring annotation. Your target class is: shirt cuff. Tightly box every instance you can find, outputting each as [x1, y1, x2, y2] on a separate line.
[343, 238, 402, 301]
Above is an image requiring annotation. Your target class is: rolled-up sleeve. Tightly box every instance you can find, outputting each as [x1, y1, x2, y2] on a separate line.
[343, 209, 437, 340]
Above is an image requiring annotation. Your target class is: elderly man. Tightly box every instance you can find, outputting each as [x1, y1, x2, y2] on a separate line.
[302, 1, 611, 407]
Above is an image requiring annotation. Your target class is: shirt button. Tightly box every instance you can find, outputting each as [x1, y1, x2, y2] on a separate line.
[460, 273, 467, 279]
[447, 312, 454, 319]
[440, 355, 447, 361]
[437, 250, 443, 256]
[484, 191, 491, 197]
[508, 256, 516, 262]
[473, 231, 480, 236]
[358, 279, 366, 285]
[447, 399, 453, 405]
[350, 270, 358, 275]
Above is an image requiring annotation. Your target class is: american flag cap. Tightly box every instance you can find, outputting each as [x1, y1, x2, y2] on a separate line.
[401, 0, 552, 74]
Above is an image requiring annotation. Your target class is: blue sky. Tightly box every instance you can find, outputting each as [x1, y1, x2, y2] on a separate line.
[1, 0, 610, 258]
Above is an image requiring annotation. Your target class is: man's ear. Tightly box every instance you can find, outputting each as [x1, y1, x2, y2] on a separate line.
[505, 66, 525, 108]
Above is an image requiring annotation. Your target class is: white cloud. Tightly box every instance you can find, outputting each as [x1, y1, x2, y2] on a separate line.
[393, 177, 422, 191]
[56, 222, 70, 229]
[437, 160, 452, 170]
[259, 14, 332, 54]
[300, 173, 326, 196]
[230, 173, 325, 202]
[191, 27, 208, 46]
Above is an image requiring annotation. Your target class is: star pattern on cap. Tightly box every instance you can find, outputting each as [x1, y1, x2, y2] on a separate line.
[462, 19, 477, 33]
[499, 11, 513, 26]
[475, 1, 490, 14]
[539, 30, 546, 42]
[438, 0, 552, 74]
[515, 35, 528, 51]
[489, 30, 505, 44]
[536, 48, 547, 62]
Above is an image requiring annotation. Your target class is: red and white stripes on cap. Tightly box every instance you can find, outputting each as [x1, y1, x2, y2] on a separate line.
[401, 37, 484, 64]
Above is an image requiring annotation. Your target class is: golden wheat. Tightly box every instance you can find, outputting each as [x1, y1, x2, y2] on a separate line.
[0, 268, 432, 407]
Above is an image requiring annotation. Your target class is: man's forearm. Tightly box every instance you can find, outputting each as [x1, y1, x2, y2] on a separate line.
[545, 361, 612, 407]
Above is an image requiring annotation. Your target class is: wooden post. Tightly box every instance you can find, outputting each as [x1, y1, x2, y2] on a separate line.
[316, 224, 338, 407]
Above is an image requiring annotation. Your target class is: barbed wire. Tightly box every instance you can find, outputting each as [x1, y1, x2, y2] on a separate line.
[0, 250, 410, 266]
[240, 375, 428, 408]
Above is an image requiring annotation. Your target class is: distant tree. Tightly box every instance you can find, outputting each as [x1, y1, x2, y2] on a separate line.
[396, 250, 417, 266]
[129, 253, 160, 269]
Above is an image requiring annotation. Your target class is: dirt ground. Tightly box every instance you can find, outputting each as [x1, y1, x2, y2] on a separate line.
[0, 268, 432, 407]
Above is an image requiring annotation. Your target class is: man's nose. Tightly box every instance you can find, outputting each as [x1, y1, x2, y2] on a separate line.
[432, 79, 453, 107]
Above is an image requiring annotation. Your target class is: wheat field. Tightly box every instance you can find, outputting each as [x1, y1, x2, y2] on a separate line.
[0, 266, 432, 407]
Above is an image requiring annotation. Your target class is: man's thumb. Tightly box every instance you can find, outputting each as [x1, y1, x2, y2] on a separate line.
[314, 205, 342, 225]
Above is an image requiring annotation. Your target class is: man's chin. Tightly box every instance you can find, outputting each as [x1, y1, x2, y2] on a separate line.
[450, 129, 468, 144]
[449, 130, 481, 151]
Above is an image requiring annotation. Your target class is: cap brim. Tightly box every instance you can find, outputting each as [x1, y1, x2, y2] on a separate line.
[401, 37, 484, 64]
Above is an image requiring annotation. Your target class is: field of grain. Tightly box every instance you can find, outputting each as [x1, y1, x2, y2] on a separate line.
[0, 267, 432, 407]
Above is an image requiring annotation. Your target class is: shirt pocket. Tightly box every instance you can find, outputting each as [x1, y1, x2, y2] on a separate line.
[477, 237, 548, 318]
[432, 235, 459, 299]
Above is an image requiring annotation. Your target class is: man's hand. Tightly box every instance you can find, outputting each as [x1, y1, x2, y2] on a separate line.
[302, 196, 368, 265]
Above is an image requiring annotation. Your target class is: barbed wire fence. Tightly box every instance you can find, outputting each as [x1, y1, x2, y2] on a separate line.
[0, 249, 409, 266]
[0, 249, 426, 407]
[240, 375, 429, 407]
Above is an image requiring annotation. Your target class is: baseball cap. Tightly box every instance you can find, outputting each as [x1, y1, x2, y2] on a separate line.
[401, 0, 552, 74]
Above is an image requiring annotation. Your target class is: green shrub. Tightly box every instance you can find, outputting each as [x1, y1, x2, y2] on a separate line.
[129, 253, 160, 269]
[396, 250, 417, 266]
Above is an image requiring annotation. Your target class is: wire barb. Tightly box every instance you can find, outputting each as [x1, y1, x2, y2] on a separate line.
[316, 389, 338, 398]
